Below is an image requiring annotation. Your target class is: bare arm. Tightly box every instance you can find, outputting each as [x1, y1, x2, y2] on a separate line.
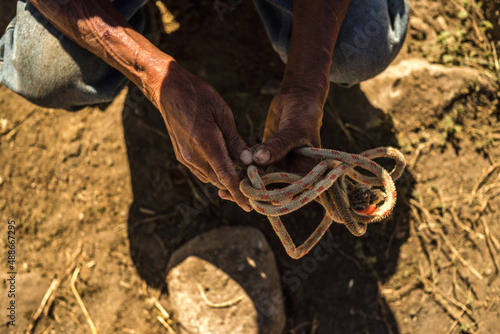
[29, 0, 170, 104]
[253, 0, 351, 166]
[282, 0, 350, 102]
[29, 0, 253, 211]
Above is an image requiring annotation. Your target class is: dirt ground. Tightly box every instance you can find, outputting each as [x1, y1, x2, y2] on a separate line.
[1, 0, 500, 333]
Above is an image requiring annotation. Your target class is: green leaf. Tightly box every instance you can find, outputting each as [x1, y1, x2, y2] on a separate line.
[458, 10, 468, 20]
[442, 54, 455, 63]
[482, 20, 493, 30]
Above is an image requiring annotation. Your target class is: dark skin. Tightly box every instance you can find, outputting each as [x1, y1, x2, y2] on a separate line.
[28, 0, 351, 210]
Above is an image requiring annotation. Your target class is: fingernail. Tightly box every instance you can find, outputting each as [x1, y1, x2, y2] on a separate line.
[254, 148, 270, 164]
[239, 150, 253, 165]
[242, 204, 252, 212]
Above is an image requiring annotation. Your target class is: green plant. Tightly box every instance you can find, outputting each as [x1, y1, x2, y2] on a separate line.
[438, 105, 465, 147]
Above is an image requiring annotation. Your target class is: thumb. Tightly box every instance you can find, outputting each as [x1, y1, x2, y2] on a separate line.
[253, 129, 308, 165]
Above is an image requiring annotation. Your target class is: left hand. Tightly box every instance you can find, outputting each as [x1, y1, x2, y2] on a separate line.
[249, 0, 350, 173]
[252, 88, 324, 173]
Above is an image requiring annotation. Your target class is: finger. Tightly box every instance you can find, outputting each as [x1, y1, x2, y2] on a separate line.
[189, 167, 211, 185]
[202, 138, 252, 212]
[252, 128, 310, 165]
[170, 137, 213, 185]
[239, 149, 253, 165]
[218, 189, 234, 201]
[214, 110, 252, 164]
[178, 157, 212, 185]
[218, 190, 253, 211]
[203, 168, 227, 190]
[208, 165, 252, 211]
[185, 160, 230, 192]
[191, 167, 236, 196]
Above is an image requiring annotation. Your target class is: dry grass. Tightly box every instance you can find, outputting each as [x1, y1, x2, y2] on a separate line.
[402, 161, 500, 333]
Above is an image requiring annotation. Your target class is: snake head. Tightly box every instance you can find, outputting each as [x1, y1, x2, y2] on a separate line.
[349, 184, 386, 213]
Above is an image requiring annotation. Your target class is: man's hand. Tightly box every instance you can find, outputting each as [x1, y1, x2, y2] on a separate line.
[28, 0, 253, 210]
[153, 62, 253, 211]
[253, 89, 323, 173]
[253, 0, 351, 170]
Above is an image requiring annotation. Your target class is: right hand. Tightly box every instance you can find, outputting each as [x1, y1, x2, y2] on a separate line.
[28, 0, 255, 210]
[149, 61, 253, 211]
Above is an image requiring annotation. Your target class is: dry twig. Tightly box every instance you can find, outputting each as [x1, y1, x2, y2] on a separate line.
[480, 218, 500, 274]
[156, 316, 176, 334]
[469, 163, 500, 205]
[438, 229, 483, 280]
[448, 208, 484, 240]
[70, 267, 98, 334]
[25, 279, 58, 334]
[445, 310, 466, 334]
[40, 324, 55, 334]
[382, 279, 422, 303]
[26, 243, 82, 333]
[418, 263, 477, 332]
[408, 141, 434, 170]
[197, 284, 244, 308]
[147, 297, 171, 320]
[410, 205, 437, 281]
[411, 199, 484, 280]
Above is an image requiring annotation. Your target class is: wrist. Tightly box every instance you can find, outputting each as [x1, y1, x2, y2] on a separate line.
[140, 51, 176, 106]
[279, 78, 330, 106]
[280, 58, 331, 106]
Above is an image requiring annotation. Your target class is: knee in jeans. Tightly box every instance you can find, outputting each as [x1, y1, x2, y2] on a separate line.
[330, 0, 410, 86]
[330, 34, 405, 86]
[0, 0, 144, 110]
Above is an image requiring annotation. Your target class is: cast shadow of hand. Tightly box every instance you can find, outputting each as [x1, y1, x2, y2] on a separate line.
[123, 82, 415, 334]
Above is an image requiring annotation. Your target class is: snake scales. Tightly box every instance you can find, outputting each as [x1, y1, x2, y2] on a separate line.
[239, 147, 406, 259]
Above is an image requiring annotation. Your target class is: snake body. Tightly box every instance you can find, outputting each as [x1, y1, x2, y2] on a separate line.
[239, 147, 406, 259]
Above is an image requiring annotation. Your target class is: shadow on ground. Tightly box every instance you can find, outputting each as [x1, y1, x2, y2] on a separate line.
[122, 1, 415, 333]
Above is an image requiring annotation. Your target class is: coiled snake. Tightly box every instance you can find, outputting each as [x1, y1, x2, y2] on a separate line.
[239, 147, 406, 259]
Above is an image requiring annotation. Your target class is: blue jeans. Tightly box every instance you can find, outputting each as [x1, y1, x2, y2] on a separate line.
[0, 0, 410, 110]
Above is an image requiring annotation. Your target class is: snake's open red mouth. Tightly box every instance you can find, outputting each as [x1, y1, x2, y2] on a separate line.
[355, 204, 378, 215]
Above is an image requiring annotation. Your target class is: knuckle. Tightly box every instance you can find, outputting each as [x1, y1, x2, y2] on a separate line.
[225, 134, 244, 154]
[173, 147, 187, 164]
[267, 133, 290, 154]
[191, 128, 213, 146]
[180, 149, 195, 164]
[214, 168, 239, 188]
[195, 174, 209, 184]
[265, 112, 281, 134]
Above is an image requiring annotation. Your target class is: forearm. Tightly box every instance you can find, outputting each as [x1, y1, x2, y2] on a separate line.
[281, 0, 351, 104]
[28, 0, 173, 105]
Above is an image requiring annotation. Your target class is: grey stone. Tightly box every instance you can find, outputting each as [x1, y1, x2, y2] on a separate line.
[359, 58, 497, 133]
[166, 227, 285, 334]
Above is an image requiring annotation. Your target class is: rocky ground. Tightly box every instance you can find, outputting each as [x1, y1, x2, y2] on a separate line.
[1, 0, 499, 333]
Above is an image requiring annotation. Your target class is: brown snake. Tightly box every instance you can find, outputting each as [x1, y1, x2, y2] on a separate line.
[239, 147, 406, 259]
